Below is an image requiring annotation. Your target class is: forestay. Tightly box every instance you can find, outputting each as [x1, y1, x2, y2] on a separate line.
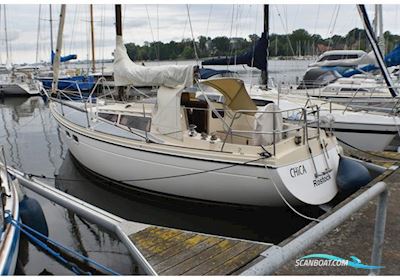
[113, 35, 194, 88]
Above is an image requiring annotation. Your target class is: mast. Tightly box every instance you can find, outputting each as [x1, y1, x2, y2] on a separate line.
[261, 4, 269, 87]
[357, 4, 397, 98]
[3, 5, 9, 66]
[52, 4, 66, 95]
[49, 4, 54, 55]
[90, 4, 96, 73]
[377, 4, 385, 55]
[36, 5, 42, 64]
[115, 4, 125, 101]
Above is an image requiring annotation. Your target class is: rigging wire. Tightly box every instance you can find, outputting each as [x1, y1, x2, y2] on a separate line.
[36, 5, 42, 64]
[185, 4, 199, 63]
[100, 5, 106, 74]
[86, 5, 91, 73]
[145, 5, 158, 61]
[156, 4, 160, 62]
[313, 5, 320, 35]
[328, 5, 341, 49]
[68, 5, 79, 56]
[205, 5, 213, 39]
[0, 5, 2, 65]
[248, 4, 259, 89]
[274, 5, 295, 56]
[226, 4, 235, 69]
[181, 17, 188, 41]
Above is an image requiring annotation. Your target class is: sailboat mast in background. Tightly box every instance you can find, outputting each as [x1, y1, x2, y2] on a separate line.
[49, 4, 54, 58]
[261, 4, 269, 87]
[3, 4, 10, 67]
[90, 4, 96, 73]
[52, 4, 66, 95]
[115, 4, 125, 101]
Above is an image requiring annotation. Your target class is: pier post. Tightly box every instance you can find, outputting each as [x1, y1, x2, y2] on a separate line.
[369, 189, 389, 275]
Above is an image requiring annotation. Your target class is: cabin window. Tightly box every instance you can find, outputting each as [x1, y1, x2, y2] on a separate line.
[119, 115, 151, 132]
[73, 135, 79, 142]
[211, 110, 225, 119]
[340, 88, 368, 92]
[318, 54, 360, 62]
[98, 113, 118, 123]
[252, 99, 274, 107]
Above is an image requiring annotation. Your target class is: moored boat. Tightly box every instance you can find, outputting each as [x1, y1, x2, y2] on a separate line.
[49, 5, 374, 208]
[0, 159, 20, 275]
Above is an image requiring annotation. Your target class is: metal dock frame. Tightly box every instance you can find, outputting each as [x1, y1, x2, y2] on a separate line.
[7, 166, 157, 275]
[241, 180, 389, 275]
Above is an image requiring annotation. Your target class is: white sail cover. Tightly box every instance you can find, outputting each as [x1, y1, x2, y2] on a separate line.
[253, 104, 283, 146]
[114, 36, 194, 88]
[152, 85, 185, 140]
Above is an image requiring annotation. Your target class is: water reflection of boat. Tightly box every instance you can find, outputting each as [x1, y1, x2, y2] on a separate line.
[0, 96, 45, 120]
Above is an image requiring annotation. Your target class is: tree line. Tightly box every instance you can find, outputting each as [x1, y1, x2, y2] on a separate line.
[124, 28, 400, 61]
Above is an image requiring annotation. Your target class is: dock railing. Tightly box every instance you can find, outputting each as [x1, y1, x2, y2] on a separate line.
[240, 177, 392, 276]
[6, 165, 157, 275]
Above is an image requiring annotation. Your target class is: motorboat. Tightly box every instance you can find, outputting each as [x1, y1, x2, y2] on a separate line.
[0, 70, 44, 96]
[249, 88, 400, 151]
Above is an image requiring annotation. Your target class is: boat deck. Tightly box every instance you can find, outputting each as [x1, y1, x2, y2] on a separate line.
[129, 226, 270, 275]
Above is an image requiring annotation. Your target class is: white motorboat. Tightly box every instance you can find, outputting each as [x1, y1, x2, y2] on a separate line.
[308, 50, 373, 68]
[250, 88, 400, 151]
[0, 71, 44, 96]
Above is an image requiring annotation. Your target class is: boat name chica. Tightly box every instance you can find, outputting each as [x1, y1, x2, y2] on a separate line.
[290, 165, 307, 178]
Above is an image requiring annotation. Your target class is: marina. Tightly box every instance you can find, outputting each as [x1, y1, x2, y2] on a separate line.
[0, 2, 399, 277]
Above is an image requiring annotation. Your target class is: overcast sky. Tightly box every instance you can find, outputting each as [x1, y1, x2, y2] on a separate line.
[1, 4, 399, 64]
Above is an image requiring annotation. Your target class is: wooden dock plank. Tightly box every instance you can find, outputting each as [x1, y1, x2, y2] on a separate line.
[130, 227, 182, 251]
[128, 226, 272, 276]
[206, 243, 268, 275]
[182, 241, 254, 275]
[160, 239, 238, 275]
[148, 234, 213, 266]
[141, 231, 198, 259]
[152, 236, 222, 272]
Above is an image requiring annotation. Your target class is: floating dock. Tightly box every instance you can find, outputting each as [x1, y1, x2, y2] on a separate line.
[129, 226, 270, 275]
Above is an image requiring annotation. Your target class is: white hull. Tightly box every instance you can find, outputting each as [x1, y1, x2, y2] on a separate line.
[0, 83, 40, 96]
[54, 109, 340, 207]
[250, 90, 399, 151]
[0, 178, 20, 275]
[324, 121, 398, 151]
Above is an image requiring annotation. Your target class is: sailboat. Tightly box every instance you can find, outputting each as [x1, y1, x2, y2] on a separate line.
[48, 5, 373, 207]
[37, 4, 95, 93]
[0, 152, 21, 275]
[201, 5, 400, 152]
[0, 5, 44, 96]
